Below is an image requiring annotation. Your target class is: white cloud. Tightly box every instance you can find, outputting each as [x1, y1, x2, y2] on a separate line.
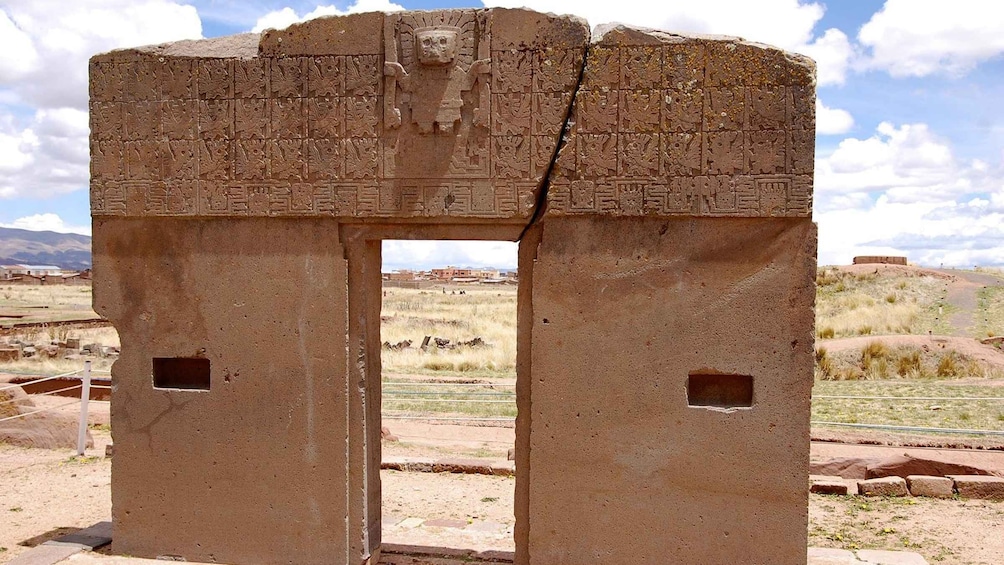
[482, 0, 852, 85]
[0, 108, 90, 199]
[252, 0, 405, 32]
[817, 195, 1004, 268]
[383, 240, 517, 272]
[799, 28, 853, 86]
[858, 0, 1004, 78]
[816, 99, 853, 135]
[815, 121, 1004, 267]
[0, 1, 202, 110]
[0, 213, 91, 235]
[815, 122, 991, 206]
[0, 10, 39, 81]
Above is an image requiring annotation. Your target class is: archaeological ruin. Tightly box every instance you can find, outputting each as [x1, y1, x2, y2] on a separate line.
[90, 8, 817, 564]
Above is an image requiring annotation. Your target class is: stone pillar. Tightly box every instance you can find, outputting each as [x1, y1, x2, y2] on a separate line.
[528, 216, 816, 564]
[93, 218, 352, 563]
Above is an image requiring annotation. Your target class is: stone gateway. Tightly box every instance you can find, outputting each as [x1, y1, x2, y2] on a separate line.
[90, 8, 817, 565]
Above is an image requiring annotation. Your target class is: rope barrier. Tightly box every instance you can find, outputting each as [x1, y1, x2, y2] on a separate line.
[815, 395, 1004, 401]
[812, 421, 1004, 437]
[0, 400, 82, 423]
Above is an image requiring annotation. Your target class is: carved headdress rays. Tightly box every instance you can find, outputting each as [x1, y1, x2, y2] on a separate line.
[399, 11, 479, 72]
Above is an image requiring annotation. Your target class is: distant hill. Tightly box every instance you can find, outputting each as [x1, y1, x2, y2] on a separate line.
[0, 227, 91, 270]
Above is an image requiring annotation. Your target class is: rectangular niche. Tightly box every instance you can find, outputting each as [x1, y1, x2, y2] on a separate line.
[153, 357, 211, 390]
[687, 372, 753, 409]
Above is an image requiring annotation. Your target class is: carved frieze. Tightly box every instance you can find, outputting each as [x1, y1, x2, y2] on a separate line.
[88, 11, 813, 220]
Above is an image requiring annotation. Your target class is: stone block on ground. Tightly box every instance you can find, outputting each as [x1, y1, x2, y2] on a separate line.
[807, 547, 857, 564]
[5, 543, 80, 565]
[858, 476, 908, 497]
[810, 475, 850, 495]
[867, 455, 994, 479]
[810, 457, 878, 479]
[0, 348, 21, 361]
[489, 461, 515, 476]
[44, 521, 112, 549]
[906, 475, 953, 498]
[949, 475, 1004, 500]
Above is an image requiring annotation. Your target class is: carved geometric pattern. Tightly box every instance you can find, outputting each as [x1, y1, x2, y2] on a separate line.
[89, 17, 813, 220]
[547, 39, 814, 218]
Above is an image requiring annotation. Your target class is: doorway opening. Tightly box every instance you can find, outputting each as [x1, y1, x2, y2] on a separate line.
[378, 239, 519, 554]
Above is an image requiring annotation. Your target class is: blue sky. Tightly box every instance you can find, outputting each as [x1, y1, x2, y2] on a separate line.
[1, 0, 1003, 271]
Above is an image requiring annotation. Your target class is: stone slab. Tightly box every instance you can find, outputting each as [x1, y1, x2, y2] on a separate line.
[856, 549, 929, 564]
[396, 517, 425, 529]
[43, 522, 112, 550]
[422, 519, 469, 529]
[807, 547, 857, 564]
[811, 475, 850, 495]
[858, 476, 908, 497]
[905, 475, 953, 498]
[949, 474, 1004, 500]
[6, 544, 80, 565]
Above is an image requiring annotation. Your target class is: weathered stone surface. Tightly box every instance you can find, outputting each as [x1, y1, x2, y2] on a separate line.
[89, 13, 813, 223]
[811, 475, 850, 495]
[858, 476, 908, 497]
[94, 218, 352, 564]
[906, 475, 953, 498]
[529, 217, 816, 564]
[949, 475, 1004, 500]
[91, 7, 817, 565]
[90, 9, 592, 223]
[811, 457, 880, 480]
[546, 25, 814, 219]
[867, 455, 994, 479]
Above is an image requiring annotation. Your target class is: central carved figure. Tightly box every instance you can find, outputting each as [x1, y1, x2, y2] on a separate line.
[384, 15, 490, 135]
[415, 26, 458, 65]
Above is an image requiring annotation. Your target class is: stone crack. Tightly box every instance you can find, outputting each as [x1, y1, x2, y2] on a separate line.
[517, 44, 589, 241]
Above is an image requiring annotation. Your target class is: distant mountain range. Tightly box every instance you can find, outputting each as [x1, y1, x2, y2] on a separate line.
[0, 227, 91, 270]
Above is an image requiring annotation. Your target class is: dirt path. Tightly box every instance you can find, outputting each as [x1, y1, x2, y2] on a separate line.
[930, 269, 1004, 337]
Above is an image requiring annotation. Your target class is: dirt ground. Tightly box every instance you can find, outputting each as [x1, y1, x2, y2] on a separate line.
[3, 424, 1004, 565]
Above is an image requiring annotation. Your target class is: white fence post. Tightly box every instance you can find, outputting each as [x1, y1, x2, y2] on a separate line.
[76, 361, 92, 456]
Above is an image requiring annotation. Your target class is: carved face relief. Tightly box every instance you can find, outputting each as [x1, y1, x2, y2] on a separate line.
[415, 27, 459, 66]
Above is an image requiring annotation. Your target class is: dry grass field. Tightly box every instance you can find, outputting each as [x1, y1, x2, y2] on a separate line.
[381, 286, 517, 379]
[2, 268, 1003, 436]
[0, 285, 97, 323]
[815, 267, 953, 338]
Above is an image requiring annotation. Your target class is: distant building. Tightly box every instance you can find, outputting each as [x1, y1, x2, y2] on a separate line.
[20, 265, 63, 276]
[0, 265, 26, 279]
[852, 256, 907, 266]
[431, 266, 473, 280]
[384, 269, 418, 281]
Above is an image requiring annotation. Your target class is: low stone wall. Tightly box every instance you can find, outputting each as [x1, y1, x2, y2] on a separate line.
[811, 474, 1004, 499]
[852, 256, 908, 265]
